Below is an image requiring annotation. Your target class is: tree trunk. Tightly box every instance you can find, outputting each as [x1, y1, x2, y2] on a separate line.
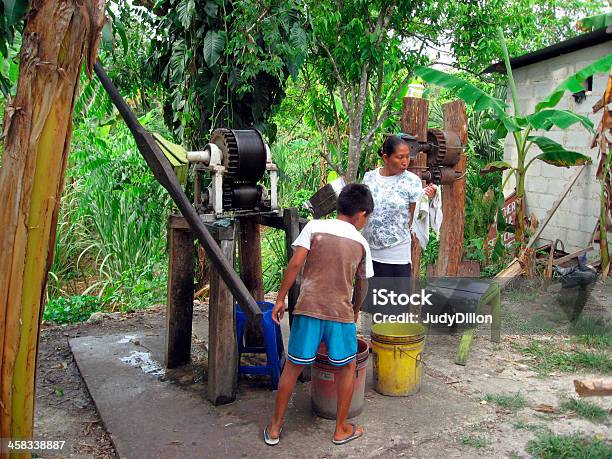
[0, 0, 104, 445]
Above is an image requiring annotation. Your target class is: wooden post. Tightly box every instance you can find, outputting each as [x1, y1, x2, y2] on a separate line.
[165, 215, 195, 368]
[207, 223, 238, 405]
[437, 100, 468, 277]
[283, 208, 301, 326]
[238, 217, 264, 346]
[402, 97, 429, 294]
[402, 97, 429, 142]
[409, 152, 428, 294]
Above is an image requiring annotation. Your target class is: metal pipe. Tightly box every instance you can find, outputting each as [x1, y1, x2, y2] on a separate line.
[93, 61, 262, 322]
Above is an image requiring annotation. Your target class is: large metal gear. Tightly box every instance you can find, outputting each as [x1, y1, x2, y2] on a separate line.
[210, 129, 267, 209]
[426, 129, 461, 167]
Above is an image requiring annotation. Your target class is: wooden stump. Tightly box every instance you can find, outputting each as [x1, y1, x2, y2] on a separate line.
[239, 217, 264, 346]
[207, 223, 238, 405]
[165, 215, 195, 368]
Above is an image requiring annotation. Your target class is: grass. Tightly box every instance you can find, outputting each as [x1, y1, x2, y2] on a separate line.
[526, 432, 612, 458]
[512, 420, 545, 432]
[560, 398, 609, 424]
[570, 316, 612, 349]
[484, 393, 528, 411]
[503, 311, 561, 335]
[518, 341, 612, 374]
[460, 434, 489, 448]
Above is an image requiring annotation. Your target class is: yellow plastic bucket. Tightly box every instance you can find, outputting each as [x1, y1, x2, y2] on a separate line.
[371, 323, 425, 396]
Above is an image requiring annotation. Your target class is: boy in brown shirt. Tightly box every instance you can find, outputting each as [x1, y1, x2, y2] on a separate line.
[264, 184, 374, 446]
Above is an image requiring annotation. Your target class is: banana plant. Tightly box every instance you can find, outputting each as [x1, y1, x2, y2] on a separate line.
[415, 28, 612, 245]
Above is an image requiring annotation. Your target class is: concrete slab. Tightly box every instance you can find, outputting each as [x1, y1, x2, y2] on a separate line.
[70, 330, 494, 458]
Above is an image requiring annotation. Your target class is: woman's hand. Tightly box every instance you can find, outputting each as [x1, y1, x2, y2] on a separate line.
[424, 184, 437, 198]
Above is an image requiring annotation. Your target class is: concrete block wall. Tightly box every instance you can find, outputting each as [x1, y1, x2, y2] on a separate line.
[502, 41, 609, 252]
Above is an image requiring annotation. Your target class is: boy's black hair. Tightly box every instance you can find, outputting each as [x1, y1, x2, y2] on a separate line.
[380, 134, 408, 157]
[336, 184, 374, 216]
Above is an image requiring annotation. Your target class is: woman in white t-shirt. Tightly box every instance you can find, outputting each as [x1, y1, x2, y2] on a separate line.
[362, 135, 436, 279]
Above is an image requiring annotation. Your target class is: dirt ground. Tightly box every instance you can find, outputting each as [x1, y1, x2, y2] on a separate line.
[34, 280, 611, 458]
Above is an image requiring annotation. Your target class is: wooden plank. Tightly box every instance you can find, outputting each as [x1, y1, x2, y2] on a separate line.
[283, 207, 310, 381]
[283, 208, 301, 326]
[165, 226, 195, 368]
[409, 152, 428, 296]
[238, 217, 264, 346]
[525, 165, 587, 250]
[255, 214, 285, 230]
[536, 246, 594, 266]
[457, 261, 481, 277]
[207, 226, 238, 405]
[238, 217, 264, 301]
[437, 100, 468, 277]
[401, 97, 429, 141]
[574, 379, 612, 397]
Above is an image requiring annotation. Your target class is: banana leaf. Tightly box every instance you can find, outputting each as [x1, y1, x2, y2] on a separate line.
[527, 109, 594, 133]
[577, 13, 612, 32]
[415, 66, 508, 118]
[528, 136, 591, 167]
[536, 55, 612, 112]
[481, 160, 512, 175]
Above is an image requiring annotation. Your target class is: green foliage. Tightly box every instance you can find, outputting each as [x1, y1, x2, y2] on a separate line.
[560, 398, 609, 423]
[447, 0, 606, 71]
[526, 433, 612, 458]
[43, 295, 102, 324]
[262, 229, 287, 293]
[415, 67, 507, 117]
[100, 263, 167, 312]
[484, 393, 528, 411]
[512, 420, 544, 432]
[148, 0, 306, 146]
[48, 105, 173, 311]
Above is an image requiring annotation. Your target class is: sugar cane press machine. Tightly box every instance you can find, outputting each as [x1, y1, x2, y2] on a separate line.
[94, 62, 306, 406]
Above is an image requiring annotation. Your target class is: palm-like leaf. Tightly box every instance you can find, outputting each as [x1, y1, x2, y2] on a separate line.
[528, 136, 591, 167]
[2, 0, 28, 27]
[577, 13, 612, 32]
[527, 109, 594, 133]
[203, 30, 226, 67]
[415, 66, 508, 118]
[480, 160, 512, 175]
[536, 55, 612, 112]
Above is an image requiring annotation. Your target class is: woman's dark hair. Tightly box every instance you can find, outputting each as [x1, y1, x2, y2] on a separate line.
[336, 184, 374, 217]
[380, 135, 408, 158]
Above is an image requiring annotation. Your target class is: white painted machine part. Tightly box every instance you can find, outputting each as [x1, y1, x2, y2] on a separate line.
[268, 167, 278, 210]
[187, 143, 223, 166]
[210, 165, 225, 216]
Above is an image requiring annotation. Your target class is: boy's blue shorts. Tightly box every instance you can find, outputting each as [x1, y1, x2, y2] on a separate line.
[287, 315, 357, 366]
